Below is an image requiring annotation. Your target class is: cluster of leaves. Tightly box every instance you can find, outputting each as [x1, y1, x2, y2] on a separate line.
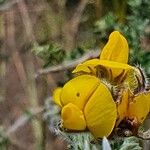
[32, 44, 86, 68]
[62, 134, 142, 150]
[0, 0, 5, 5]
[94, 0, 150, 75]
[32, 43, 66, 68]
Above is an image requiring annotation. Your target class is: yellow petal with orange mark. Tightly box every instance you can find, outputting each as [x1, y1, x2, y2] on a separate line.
[127, 93, 150, 124]
[53, 87, 63, 107]
[72, 59, 100, 75]
[72, 64, 93, 74]
[116, 90, 129, 126]
[61, 103, 86, 131]
[84, 83, 117, 138]
[96, 60, 132, 79]
[61, 75, 100, 110]
[73, 59, 133, 83]
[100, 31, 129, 63]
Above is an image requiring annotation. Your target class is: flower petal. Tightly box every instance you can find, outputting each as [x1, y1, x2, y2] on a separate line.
[61, 75, 100, 109]
[127, 93, 150, 124]
[116, 90, 129, 126]
[73, 59, 133, 83]
[53, 87, 63, 107]
[84, 83, 117, 138]
[100, 31, 129, 63]
[61, 103, 86, 130]
[72, 59, 100, 75]
[97, 60, 132, 80]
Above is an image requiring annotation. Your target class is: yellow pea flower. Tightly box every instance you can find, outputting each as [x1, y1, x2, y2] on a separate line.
[116, 89, 150, 130]
[127, 92, 150, 124]
[53, 75, 117, 138]
[52, 31, 150, 139]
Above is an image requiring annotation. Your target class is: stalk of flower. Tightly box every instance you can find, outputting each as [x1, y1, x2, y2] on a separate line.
[52, 31, 150, 139]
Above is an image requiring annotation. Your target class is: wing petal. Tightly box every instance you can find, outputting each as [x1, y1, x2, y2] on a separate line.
[84, 83, 117, 138]
[53, 87, 63, 107]
[128, 93, 150, 124]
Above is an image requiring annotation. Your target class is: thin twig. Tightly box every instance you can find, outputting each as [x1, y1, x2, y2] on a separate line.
[63, 0, 89, 50]
[17, 1, 45, 149]
[5, 9, 28, 91]
[6, 107, 44, 136]
[17, 0, 36, 43]
[36, 50, 100, 76]
[5, 107, 44, 150]
[70, 0, 88, 28]
[0, 14, 6, 102]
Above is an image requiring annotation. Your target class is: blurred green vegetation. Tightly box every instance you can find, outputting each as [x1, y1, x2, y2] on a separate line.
[32, 44, 86, 68]
[33, 0, 150, 76]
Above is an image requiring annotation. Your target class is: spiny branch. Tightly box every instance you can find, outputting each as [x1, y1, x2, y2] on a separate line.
[36, 50, 100, 76]
[0, 107, 45, 150]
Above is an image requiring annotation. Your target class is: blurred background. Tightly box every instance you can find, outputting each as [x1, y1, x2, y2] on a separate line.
[0, 0, 150, 149]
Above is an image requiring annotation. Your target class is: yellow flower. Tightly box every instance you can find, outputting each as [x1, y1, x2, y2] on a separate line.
[127, 92, 150, 124]
[53, 31, 150, 138]
[72, 31, 150, 128]
[53, 75, 117, 138]
[116, 89, 150, 129]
